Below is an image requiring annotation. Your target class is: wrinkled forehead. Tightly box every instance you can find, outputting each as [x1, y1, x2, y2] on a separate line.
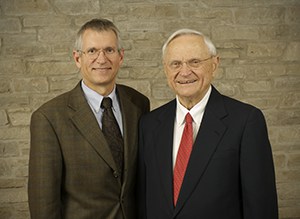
[164, 34, 210, 60]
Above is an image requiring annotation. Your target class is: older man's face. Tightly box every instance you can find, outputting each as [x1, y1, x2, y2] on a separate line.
[163, 34, 219, 108]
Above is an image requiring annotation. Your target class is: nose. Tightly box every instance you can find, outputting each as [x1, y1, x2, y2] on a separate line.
[179, 62, 192, 76]
[95, 50, 107, 63]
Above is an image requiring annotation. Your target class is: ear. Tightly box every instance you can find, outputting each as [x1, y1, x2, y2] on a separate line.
[118, 48, 125, 65]
[73, 50, 81, 69]
[212, 56, 220, 77]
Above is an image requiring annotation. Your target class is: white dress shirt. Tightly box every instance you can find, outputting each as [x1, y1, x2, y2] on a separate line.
[172, 86, 212, 168]
[81, 80, 123, 135]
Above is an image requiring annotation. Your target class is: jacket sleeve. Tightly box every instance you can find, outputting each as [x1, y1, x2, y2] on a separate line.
[240, 107, 278, 219]
[137, 116, 147, 219]
[28, 110, 62, 219]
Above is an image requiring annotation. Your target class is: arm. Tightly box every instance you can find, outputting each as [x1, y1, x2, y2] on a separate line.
[28, 110, 62, 219]
[137, 116, 147, 219]
[240, 108, 278, 219]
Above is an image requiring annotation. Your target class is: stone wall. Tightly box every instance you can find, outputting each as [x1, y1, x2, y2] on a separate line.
[0, 0, 299, 218]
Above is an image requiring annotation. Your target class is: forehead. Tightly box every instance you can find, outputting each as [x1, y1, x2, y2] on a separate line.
[81, 29, 118, 49]
[164, 34, 210, 60]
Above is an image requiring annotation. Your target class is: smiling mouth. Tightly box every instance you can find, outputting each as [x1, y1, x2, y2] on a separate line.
[93, 67, 111, 71]
[176, 79, 197, 84]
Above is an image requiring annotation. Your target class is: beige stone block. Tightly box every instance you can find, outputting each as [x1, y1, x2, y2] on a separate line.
[0, 141, 20, 157]
[0, 80, 12, 94]
[247, 42, 286, 57]
[277, 182, 300, 200]
[279, 206, 300, 219]
[118, 80, 151, 98]
[242, 80, 272, 92]
[277, 126, 300, 145]
[0, 188, 27, 203]
[276, 170, 300, 183]
[152, 83, 175, 100]
[0, 95, 29, 108]
[285, 6, 300, 24]
[182, 7, 233, 22]
[7, 108, 32, 126]
[0, 127, 29, 140]
[12, 78, 49, 93]
[0, 159, 12, 177]
[5, 43, 50, 57]
[280, 92, 300, 108]
[127, 67, 163, 80]
[3, 33, 36, 45]
[235, 8, 284, 25]
[26, 61, 78, 76]
[212, 25, 259, 40]
[213, 81, 240, 97]
[0, 18, 21, 33]
[288, 153, 300, 170]
[14, 159, 29, 177]
[0, 110, 9, 126]
[283, 42, 300, 61]
[273, 153, 287, 170]
[49, 75, 80, 92]
[0, 60, 25, 75]
[128, 3, 179, 19]
[0, 178, 26, 189]
[52, 0, 99, 15]
[2, 0, 53, 16]
[38, 28, 77, 43]
[23, 16, 71, 27]
[264, 109, 300, 126]
[274, 76, 300, 91]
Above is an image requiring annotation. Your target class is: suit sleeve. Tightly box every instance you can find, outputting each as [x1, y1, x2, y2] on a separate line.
[28, 110, 62, 219]
[137, 116, 147, 219]
[240, 108, 278, 219]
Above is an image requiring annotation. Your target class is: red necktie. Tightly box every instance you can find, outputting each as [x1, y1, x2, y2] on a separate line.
[173, 113, 193, 206]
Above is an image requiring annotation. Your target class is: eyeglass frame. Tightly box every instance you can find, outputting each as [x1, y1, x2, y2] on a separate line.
[166, 56, 214, 71]
[77, 47, 121, 60]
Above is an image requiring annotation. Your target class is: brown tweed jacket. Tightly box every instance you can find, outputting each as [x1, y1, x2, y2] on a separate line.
[28, 81, 150, 219]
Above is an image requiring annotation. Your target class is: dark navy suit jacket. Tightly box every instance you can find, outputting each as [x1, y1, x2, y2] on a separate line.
[138, 86, 278, 219]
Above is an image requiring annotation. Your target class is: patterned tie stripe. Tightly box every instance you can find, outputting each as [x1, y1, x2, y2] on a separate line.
[101, 97, 124, 176]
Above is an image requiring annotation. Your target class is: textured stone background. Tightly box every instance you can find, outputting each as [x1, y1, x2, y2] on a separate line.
[0, 0, 299, 218]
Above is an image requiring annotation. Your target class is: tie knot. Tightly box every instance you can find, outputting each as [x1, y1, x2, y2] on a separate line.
[185, 113, 193, 123]
[101, 97, 112, 109]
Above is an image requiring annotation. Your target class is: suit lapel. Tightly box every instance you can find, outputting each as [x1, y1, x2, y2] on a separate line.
[154, 101, 177, 211]
[68, 82, 117, 171]
[173, 87, 228, 216]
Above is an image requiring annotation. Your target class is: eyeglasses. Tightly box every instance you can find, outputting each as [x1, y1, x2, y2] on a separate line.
[78, 47, 118, 60]
[167, 57, 213, 71]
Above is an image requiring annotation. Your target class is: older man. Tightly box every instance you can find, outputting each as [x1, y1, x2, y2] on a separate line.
[138, 29, 278, 219]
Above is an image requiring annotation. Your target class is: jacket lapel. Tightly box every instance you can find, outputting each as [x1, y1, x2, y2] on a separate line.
[154, 101, 177, 211]
[173, 87, 228, 216]
[68, 82, 117, 171]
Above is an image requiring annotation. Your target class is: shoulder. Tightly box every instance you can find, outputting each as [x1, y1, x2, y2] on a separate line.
[32, 83, 81, 116]
[211, 86, 260, 112]
[210, 86, 265, 123]
[140, 99, 176, 123]
[117, 84, 150, 108]
[117, 84, 148, 100]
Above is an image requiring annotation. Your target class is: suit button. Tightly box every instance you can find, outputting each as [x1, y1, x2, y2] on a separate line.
[113, 171, 119, 178]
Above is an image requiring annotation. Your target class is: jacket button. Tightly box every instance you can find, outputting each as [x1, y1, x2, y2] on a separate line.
[113, 171, 119, 178]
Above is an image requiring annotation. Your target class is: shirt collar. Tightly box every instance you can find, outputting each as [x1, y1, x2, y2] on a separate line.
[81, 80, 117, 113]
[175, 85, 212, 126]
